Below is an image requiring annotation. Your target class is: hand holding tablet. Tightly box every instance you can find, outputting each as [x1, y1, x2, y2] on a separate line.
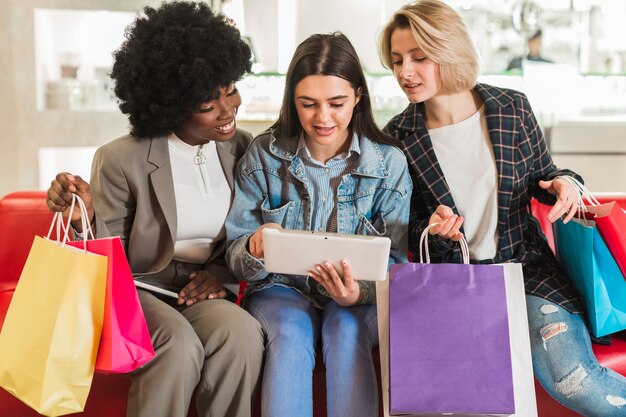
[261, 228, 391, 281]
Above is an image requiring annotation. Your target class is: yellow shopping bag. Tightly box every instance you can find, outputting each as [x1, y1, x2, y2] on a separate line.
[0, 217, 107, 416]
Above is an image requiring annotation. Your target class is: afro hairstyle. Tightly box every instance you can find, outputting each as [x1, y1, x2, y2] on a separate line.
[111, 1, 252, 138]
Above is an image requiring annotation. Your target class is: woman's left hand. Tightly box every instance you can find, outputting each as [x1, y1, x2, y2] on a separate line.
[178, 270, 227, 306]
[308, 260, 362, 306]
[539, 178, 578, 224]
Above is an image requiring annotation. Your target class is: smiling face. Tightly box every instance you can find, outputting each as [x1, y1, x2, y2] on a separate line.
[174, 84, 242, 145]
[390, 28, 440, 103]
[294, 74, 360, 160]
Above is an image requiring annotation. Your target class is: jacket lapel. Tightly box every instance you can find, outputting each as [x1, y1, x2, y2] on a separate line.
[477, 84, 516, 245]
[399, 104, 457, 213]
[216, 139, 237, 190]
[147, 136, 177, 243]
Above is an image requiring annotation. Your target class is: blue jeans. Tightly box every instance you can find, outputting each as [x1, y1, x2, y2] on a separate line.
[244, 285, 379, 417]
[527, 295, 626, 416]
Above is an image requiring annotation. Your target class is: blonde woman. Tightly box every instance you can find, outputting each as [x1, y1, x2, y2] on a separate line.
[379, 1, 626, 415]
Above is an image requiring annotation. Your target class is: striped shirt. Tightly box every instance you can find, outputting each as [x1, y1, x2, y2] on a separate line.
[296, 133, 359, 232]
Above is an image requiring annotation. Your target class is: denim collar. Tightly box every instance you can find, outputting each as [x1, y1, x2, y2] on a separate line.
[268, 129, 388, 179]
[295, 131, 361, 164]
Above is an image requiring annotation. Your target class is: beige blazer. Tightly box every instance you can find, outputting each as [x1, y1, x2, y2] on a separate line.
[91, 130, 252, 285]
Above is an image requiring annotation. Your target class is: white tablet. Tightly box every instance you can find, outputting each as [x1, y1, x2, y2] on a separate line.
[134, 280, 179, 299]
[262, 228, 391, 281]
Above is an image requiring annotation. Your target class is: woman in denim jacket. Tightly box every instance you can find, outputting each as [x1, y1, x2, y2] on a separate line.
[226, 33, 411, 417]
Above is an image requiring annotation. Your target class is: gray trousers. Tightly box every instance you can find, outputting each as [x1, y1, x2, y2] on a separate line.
[128, 261, 264, 417]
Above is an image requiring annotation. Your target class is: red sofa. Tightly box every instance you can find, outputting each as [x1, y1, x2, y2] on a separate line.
[1, 190, 625, 417]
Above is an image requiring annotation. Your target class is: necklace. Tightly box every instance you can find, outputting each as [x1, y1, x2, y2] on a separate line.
[194, 144, 206, 165]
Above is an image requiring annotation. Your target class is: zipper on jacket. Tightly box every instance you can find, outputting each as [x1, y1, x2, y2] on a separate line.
[194, 144, 210, 194]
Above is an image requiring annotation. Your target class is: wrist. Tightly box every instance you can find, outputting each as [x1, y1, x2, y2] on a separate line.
[71, 214, 95, 234]
[354, 287, 364, 305]
[71, 218, 84, 233]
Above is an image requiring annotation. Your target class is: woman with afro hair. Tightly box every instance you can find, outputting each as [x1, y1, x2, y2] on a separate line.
[45, 2, 263, 417]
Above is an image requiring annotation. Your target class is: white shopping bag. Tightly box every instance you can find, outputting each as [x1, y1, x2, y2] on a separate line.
[377, 263, 537, 417]
[376, 278, 392, 417]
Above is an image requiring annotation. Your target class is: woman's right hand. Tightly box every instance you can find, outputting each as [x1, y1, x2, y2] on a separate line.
[248, 223, 282, 259]
[46, 172, 94, 232]
[428, 204, 464, 241]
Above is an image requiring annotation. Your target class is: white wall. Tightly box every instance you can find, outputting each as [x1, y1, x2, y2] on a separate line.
[245, 0, 411, 73]
[0, 0, 160, 197]
[295, 0, 383, 72]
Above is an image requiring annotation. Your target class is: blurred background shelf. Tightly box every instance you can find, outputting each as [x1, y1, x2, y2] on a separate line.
[2, 0, 626, 196]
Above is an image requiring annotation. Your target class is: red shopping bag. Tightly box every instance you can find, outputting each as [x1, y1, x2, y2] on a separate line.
[67, 236, 155, 373]
[586, 202, 626, 280]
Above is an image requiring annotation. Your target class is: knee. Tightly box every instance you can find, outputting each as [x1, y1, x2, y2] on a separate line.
[526, 298, 572, 347]
[324, 318, 359, 351]
[261, 311, 316, 361]
[194, 301, 264, 358]
[323, 306, 374, 347]
[551, 365, 626, 410]
[259, 306, 315, 342]
[219, 304, 264, 356]
[552, 364, 590, 399]
[154, 312, 201, 349]
[151, 313, 204, 370]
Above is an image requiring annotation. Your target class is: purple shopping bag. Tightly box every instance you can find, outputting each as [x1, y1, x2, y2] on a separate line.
[389, 262, 514, 416]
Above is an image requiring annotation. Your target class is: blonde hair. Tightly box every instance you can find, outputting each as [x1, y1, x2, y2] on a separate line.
[379, 0, 479, 94]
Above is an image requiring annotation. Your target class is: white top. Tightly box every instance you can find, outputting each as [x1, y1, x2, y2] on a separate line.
[428, 106, 499, 260]
[168, 135, 231, 264]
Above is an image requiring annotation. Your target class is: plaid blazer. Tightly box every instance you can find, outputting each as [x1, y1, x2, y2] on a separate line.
[384, 83, 582, 313]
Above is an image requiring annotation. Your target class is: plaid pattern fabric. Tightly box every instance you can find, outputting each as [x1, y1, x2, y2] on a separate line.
[384, 83, 582, 313]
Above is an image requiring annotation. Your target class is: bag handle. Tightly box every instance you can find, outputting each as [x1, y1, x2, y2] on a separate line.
[69, 194, 95, 242]
[557, 175, 598, 211]
[556, 175, 626, 216]
[47, 199, 78, 244]
[46, 194, 94, 251]
[419, 223, 470, 264]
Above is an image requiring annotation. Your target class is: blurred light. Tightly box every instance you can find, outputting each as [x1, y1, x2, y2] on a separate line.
[277, 0, 295, 74]
[221, 0, 246, 33]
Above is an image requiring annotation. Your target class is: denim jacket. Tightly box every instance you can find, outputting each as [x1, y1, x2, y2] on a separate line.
[225, 129, 412, 307]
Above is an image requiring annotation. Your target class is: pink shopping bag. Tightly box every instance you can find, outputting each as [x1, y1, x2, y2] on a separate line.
[68, 236, 155, 373]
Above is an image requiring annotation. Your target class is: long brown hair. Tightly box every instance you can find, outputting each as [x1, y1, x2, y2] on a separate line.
[272, 32, 393, 145]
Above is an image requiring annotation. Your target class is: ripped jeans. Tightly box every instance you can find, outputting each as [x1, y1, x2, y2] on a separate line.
[527, 295, 626, 416]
